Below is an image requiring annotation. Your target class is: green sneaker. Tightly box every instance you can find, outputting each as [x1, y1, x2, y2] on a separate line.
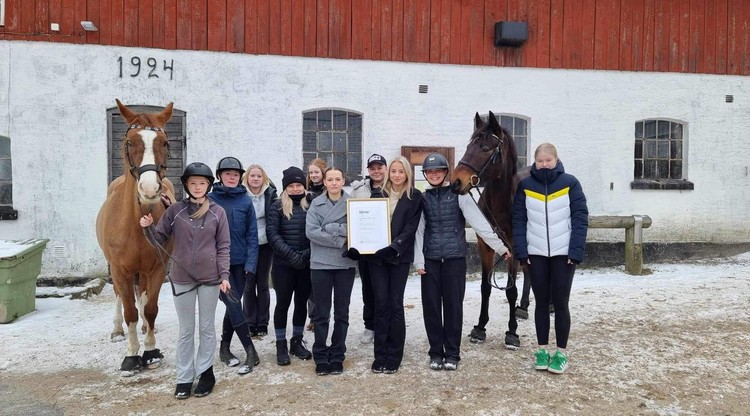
[548, 350, 569, 374]
[534, 348, 550, 370]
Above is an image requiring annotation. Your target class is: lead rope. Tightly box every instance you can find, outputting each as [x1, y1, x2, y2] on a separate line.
[466, 185, 515, 291]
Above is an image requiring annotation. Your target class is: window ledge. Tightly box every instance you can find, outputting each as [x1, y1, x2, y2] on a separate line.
[630, 179, 694, 190]
[0, 206, 18, 220]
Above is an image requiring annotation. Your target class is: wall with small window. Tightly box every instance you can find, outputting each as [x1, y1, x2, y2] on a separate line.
[1, 40, 749, 278]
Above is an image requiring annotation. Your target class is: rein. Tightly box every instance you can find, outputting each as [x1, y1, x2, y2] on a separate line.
[125, 124, 170, 180]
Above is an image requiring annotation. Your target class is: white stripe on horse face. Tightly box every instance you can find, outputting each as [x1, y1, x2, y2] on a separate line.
[137, 130, 160, 200]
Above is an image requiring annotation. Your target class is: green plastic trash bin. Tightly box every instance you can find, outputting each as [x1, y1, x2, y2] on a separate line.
[0, 239, 49, 323]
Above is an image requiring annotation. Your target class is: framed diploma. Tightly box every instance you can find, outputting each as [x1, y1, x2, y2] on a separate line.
[347, 198, 391, 254]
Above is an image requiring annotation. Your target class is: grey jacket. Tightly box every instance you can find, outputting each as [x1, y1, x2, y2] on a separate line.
[350, 178, 384, 198]
[305, 192, 357, 270]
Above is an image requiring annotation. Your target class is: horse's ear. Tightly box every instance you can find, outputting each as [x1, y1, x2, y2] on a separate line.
[116, 99, 138, 124]
[488, 111, 501, 131]
[474, 112, 485, 131]
[155, 102, 174, 125]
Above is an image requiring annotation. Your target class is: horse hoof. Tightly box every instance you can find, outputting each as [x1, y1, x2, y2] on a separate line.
[120, 355, 142, 375]
[468, 327, 486, 344]
[504, 332, 520, 350]
[110, 333, 125, 342]
[516, 307, 529, 320]
[142, 349, 164, 369]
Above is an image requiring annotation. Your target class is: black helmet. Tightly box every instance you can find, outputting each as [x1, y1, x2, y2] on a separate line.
[181, 162, 215, 198]
[421, 153, 450, 171]
[216, 156, 245, 178]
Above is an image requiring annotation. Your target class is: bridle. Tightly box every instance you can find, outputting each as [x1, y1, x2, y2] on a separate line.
[124, 124, 170, 180]
[457, 130, 504, 187]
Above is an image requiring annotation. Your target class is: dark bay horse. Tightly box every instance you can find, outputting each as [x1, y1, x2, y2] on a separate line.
[96, 99, 175, 376]
[451, 111, 532, 350]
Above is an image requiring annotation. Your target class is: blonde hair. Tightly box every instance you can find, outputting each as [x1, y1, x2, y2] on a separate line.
[190, 199, 210, 219]
[280, 190, 309, 219]
[383, 156, 414, 199]
[243, 164, 271, 194]
[306, 158, 328, 188]
[534, 143, 558, 159]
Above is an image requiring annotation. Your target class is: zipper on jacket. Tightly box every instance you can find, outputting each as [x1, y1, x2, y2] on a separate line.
[545, 179, 551, 256]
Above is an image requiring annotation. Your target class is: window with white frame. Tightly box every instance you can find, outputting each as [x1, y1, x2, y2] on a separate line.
[632, 118, 693, 190]
[0, 0, 5, 27]
[302, 109, 362, 184]
[481, 113, 530, 170]
[0, 136, 16, 220]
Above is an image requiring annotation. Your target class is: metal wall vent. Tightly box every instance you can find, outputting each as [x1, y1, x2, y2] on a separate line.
[726, 95, 734, 103]
[52, 245, 67, 258]
[419, 84, 428, 94]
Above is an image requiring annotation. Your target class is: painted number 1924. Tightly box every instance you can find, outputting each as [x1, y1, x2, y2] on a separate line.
[118, 57, 174, 80]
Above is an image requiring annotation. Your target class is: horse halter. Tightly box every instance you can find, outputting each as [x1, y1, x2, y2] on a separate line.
[457, 130, 504, 186]
[124, 124, 170, 179]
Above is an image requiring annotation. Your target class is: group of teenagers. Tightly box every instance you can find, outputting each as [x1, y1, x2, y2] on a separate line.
[140, 142, 589, 400]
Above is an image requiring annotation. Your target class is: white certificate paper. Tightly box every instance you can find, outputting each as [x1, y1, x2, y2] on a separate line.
[347, 198, 391, 254]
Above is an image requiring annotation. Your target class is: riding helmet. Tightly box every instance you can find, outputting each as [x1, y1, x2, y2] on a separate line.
[215, 156, 245, 178]
[421, 153, 450, 171]
[181, 162, 215, 198]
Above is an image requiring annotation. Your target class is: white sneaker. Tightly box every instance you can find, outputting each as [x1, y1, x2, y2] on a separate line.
[360, 329, 374, 344]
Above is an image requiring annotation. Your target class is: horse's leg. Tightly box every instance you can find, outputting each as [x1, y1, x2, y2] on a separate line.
[516, 264, 532, 320]
[111, 266, 142, 376]
[140, 268, 164, 369]
[469, 238, 495, 343]
[504, 261, 520, 350]
[111, 290, 125, 341]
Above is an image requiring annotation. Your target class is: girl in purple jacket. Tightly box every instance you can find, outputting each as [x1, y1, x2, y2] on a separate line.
[141, 162, 230, 400]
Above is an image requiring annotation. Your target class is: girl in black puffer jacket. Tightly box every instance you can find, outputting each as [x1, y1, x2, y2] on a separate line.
[267, 167, 313, 365]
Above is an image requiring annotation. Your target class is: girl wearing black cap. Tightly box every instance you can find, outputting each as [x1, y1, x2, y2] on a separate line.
[140, 162, 231, 399]
[266, 167, 314, 366]
[208, 157, 260, 376]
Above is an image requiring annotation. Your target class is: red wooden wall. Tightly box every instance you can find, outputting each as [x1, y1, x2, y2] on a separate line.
[1, 0, 749, 75]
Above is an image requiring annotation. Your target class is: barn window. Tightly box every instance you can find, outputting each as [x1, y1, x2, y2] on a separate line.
[107, 106, 187, 199]
[631, 119, 694, 190]
[0, 136, 17, 220]
[302, 109, 362, 184]
[481, 113, 529, 170]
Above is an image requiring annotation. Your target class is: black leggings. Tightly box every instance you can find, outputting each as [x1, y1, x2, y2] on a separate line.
[528, 255, 576, 349]
[272, 263, 311, 334]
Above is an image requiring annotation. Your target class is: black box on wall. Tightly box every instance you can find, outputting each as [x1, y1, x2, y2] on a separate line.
[494, 21, 528, 47]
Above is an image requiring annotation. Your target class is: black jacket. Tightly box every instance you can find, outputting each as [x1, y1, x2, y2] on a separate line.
[385, 189, 424, 264]
[266, 197, 311, 269]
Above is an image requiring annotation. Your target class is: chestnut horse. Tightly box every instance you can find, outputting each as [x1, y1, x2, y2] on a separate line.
[96, 99, 175, 376]
[451, 111, 532, 350]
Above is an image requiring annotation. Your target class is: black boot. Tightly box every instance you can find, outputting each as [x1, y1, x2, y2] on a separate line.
[289, 335, 312, 360]
[276, 340, 291, 366]
[238, 344, 259, 375]
[193, 366, 215, 397]
[220, 341, 240, 367]
[174, 382, 192, 400]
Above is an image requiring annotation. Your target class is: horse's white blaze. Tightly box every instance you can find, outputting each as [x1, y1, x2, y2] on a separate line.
[137, 130, 160, 199]
[126, 322, 140, 356]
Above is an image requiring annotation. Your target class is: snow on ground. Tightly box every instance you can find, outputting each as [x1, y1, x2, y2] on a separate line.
[1, 254, 749, 415]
